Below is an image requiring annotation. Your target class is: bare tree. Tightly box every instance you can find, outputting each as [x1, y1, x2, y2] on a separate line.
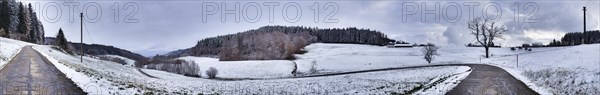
[468, 17, 507, 58]
[422, 43, 439, 64]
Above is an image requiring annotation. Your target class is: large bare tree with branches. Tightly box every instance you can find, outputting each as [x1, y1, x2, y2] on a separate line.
[468, 17, 507, 58]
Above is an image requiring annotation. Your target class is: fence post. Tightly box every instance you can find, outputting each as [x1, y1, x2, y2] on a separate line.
[516, 54, 519, 68]
[479, 56, 482, 64]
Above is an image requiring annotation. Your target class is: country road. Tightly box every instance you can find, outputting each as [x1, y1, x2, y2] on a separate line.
[446, 64, 539, 95]
[0, 46, 85, 94]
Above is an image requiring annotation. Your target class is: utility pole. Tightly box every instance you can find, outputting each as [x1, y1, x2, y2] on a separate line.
[583, 7, 586, 32]
[80, 13, 83, 63]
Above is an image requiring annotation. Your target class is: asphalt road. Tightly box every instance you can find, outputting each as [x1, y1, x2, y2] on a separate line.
[0, 46, 85, 95]
[446, 64, 539, 95]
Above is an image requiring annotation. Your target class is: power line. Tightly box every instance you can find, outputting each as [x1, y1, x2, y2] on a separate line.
[584, 0, 595, 7]
[83, 21, 94, 44]
[584, 0, 591, 7]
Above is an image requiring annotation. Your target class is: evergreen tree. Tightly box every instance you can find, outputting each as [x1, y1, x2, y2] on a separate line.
[17, 3, 27, 34]
[559, 30, 600, 46]
[0, 0, 11, 37]
[56, 28, 70, 52]
[28, 3, 36, 42]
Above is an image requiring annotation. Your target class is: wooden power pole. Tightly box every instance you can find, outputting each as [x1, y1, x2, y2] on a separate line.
[80, 13, 83, 62]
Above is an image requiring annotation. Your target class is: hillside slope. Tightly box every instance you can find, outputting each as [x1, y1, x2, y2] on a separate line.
[163, 26, 393, 61]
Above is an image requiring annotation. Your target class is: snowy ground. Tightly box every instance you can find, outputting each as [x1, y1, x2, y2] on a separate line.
[431, 44, 600, 95]
[33, 45, 143, 94]
[36, 46, 469, 94]
[176, 56, 294, 78]
[0, 37, 34, 70]
[174, 43, 433, 79]
[27, 43, 471, 94]
[478, 45, 600, 95]
[141, 66, 471, 94]
[3, 37, 599, 94]
[294, 43, 429, 74]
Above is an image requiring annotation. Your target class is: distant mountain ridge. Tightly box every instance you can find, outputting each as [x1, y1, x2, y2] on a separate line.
[45, 37, 147, 62]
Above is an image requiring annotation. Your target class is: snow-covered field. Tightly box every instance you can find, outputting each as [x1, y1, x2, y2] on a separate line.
[33, 45, 471, 94]
[176, 56, 294, 78]
[295, 43, 428, 73]
[25, 42, 471, 94]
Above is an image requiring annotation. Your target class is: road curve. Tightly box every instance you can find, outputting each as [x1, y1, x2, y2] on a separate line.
[0, 46, 86, 94]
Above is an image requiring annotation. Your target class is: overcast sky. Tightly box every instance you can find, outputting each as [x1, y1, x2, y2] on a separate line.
[20, 0, 600, 56]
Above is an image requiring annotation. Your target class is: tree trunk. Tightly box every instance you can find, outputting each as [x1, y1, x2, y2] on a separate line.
[485, 47, 490, 58]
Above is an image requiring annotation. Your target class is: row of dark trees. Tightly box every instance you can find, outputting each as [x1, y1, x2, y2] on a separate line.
[46, 35, 148, 63]
[0, 0, 44, 44]
[144, 59, 201, 77]
[160, 26, 393, 61]
[548, 30, 600, 46]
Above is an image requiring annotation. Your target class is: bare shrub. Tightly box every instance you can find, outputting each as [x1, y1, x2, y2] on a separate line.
[421, 43, 440, 64]
[206, 67, 218, 79]
[309, 61, 318, 74]
[144, 59, 201, 77]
